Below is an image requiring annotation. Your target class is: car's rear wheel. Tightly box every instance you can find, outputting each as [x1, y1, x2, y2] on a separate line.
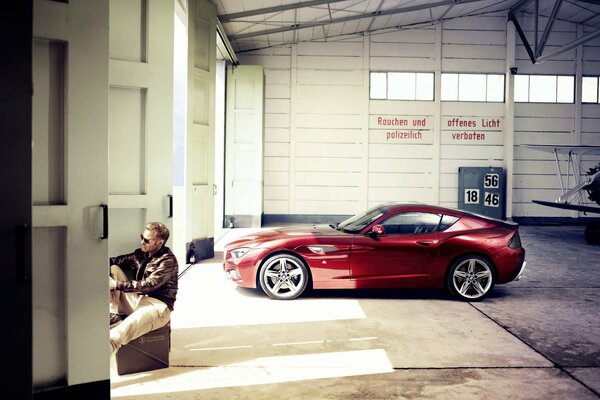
[259, 253, 308, 300]
[446, 255, 495, 301]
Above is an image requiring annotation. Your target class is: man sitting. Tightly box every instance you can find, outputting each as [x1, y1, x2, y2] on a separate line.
[109, 222, 178, 355]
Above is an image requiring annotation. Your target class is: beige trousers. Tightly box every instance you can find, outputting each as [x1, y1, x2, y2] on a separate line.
[109, 265, 171, 355]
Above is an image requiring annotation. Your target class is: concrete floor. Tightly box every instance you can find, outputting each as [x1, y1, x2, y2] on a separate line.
[110, 225, 600, 399]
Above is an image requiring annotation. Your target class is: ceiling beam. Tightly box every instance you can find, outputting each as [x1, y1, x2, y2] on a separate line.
[228, 0, 488, 41]
[535, 0, 563, 58]
[509, 12, 537, 64]
[511, 0, 600, 64]
[220, 0, 348, 22]
[217, 19, 238, 64]
[536, 26, 600, 62]
[575, 0, 600, 5]
[366, 0, 386, 32]
[510, 0, 531, 14]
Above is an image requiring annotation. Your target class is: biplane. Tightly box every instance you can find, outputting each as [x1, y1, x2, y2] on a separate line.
[520, 144, 600, 245]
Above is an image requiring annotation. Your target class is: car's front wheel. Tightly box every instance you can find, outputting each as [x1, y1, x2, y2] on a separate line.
[259, 253, 309, 300]
[446, 255, 495, 301]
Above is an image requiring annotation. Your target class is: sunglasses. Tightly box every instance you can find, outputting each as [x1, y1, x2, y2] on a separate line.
[140, 234, 156, 244]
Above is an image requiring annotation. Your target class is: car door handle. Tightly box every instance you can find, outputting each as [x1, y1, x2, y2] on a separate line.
[416, 241, 432, 246]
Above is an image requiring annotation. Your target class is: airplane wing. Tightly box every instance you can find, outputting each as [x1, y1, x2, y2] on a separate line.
[520, 144, 600, 155]
[532, 200, 600, 214]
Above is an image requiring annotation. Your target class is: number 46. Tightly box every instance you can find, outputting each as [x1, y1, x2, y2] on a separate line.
[484, 192, 500, 207]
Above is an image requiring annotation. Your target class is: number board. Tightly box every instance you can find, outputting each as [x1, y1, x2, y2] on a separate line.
[458, 167, 505, 219]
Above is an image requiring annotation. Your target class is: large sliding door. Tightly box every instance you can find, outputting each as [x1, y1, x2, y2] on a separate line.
[108, 0, 175, 256]
[225, 65, 264, 228]
[32, 0, 110, 394]
[7, 0, 179, 397]
[2, 2, 32, 398]
[187, 0, 216, 260]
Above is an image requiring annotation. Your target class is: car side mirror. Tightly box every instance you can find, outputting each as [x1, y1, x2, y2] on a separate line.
[370, 224, 385, 236]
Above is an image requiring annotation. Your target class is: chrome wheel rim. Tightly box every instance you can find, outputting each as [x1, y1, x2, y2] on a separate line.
[262, 257, 305, 299]
[452, 258, 493, 300]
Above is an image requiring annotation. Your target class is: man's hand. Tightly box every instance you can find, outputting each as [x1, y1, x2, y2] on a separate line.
[109, 276, 117, 291]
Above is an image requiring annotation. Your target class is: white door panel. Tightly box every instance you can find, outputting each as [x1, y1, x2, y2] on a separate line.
[32, 0, 109, 388]
[225, 65, 264, 227]
[32, 40, 65, 205]
[186, 0, 216, 260]
[3, 4, 32, 395]
[108, 87, 146, 195]
[109, 0, 174, 256]
[192, 185, 212, 239]
[32, 227, 66, 385]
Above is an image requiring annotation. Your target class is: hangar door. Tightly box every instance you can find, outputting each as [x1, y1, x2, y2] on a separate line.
[3, 2, 32, 397]
[225, 65, 264, 228]
[31, 0, 110, 392]
[187, 0, 217, 260]
[108, 0, 175, 257]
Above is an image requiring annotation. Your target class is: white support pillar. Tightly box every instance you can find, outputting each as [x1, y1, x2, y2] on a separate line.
[361, 33, 370, 210]
[504, 20, 516, 220]
[289, 44, 298, 214]
[433, 23, 443, 205]
[574, 24, 583, 219]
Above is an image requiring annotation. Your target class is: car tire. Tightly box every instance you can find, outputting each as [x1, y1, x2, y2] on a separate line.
[259, 253, 309, 300]
[584, 222, 600, 245]
[446, 255, 495, 301]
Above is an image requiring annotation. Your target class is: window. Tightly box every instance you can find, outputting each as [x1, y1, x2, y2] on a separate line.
[370, 72, 387, 99]
[514, 74, 574, 103]
[338, 205, 385, 234]
[486, 75, 505, 102]
[582, 76, 599, 103]
[370, 72, 434, 101]
[439, 215, 459, 231]
[380, 212, 442, 235]
[441, 73, 505, 102]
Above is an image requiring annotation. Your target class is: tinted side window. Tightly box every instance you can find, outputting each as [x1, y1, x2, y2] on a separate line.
[381, 212, 442, 234]
[439, 215, 459, 231]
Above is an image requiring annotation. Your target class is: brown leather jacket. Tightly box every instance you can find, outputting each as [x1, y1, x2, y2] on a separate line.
[110, 246, 178, 311]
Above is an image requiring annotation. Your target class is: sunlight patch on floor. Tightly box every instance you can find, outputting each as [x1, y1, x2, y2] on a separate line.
[183, 336, 378, 353]
[173, 295, 367, 328]
[110, 348, 394, 397]
[171, 261, 366, 329]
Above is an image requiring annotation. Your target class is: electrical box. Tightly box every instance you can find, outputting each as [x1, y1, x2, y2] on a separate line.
[458, 167, 506, 220]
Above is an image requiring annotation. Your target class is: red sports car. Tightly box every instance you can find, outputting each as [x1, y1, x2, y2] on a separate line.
[223, 203, 526, 301]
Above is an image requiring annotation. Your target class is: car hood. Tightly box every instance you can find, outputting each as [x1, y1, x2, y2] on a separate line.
[224, 224, 346, 249]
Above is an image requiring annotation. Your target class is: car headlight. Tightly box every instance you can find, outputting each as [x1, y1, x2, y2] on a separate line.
[230, 247, 251, 260]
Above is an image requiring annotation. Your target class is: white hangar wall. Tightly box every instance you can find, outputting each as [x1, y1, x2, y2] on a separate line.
[513, 19, 600, 217]
[236, 13, 600, 221]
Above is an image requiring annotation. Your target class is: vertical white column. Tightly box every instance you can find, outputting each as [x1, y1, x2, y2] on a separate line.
[433, 23, 443, 205]
[574, 25, 583, 219]
[574, 24, 583, 147]
[289, 44, 298, 214]
[361, 34, 370, 210]
[504, 20, 516, 220]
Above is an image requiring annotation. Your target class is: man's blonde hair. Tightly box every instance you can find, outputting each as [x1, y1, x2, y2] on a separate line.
[145, 222, 170, 243]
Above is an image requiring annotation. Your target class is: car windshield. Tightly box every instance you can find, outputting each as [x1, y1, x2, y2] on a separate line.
[337, 206, 386, 233]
